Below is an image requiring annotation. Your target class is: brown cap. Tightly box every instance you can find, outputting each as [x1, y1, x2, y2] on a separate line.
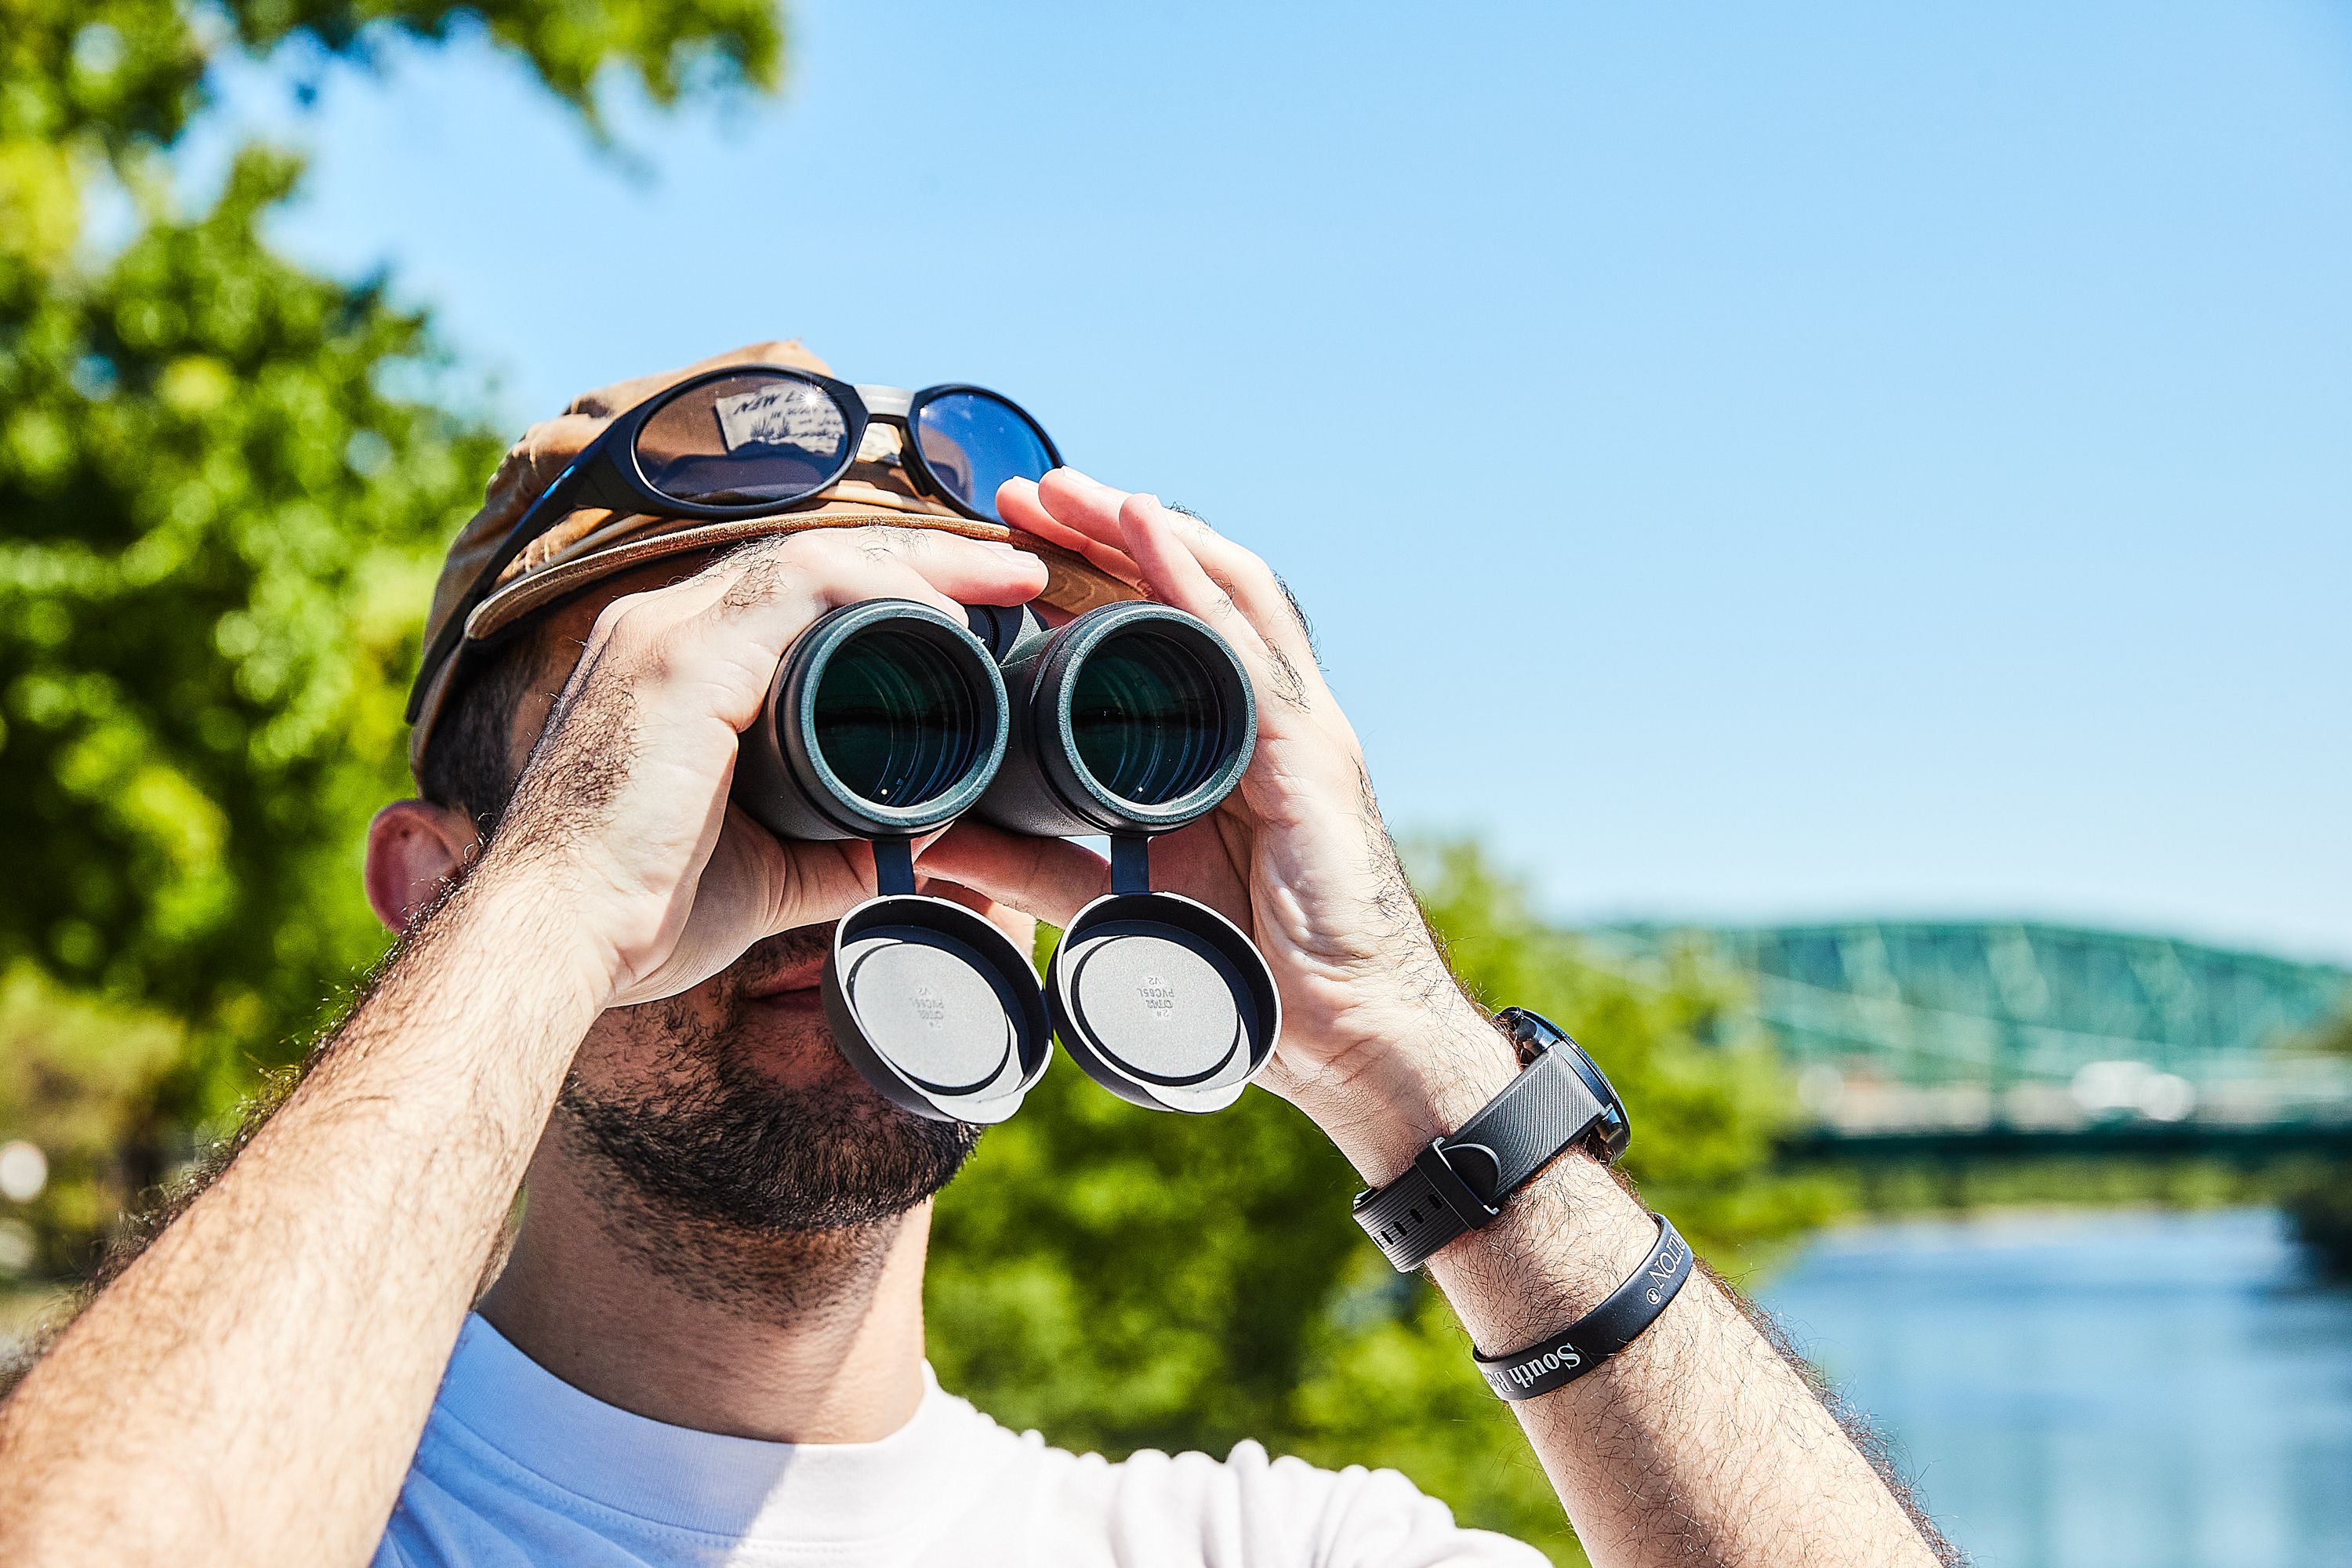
[408, 339, 1141, 780]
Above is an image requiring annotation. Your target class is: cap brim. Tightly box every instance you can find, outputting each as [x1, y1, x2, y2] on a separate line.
[408, 509, 1142, 779]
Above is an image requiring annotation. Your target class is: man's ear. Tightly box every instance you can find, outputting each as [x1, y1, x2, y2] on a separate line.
[365, 800, 484, 932]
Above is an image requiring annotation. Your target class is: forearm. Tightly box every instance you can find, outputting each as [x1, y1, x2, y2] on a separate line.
[1320, 1004, 1943, 1568]
[0, 857, 607, 1566]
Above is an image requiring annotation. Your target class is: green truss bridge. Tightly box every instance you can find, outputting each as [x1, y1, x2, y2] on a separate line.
[1603, 922, 2352, 1161]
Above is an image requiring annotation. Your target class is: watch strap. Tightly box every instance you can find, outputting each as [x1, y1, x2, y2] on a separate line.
[1472, 1213, 1693, 1401]
[1352, 1035, 1607, 1272]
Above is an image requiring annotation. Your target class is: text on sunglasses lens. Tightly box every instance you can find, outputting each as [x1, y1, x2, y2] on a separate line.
[636, 372, 853, 505]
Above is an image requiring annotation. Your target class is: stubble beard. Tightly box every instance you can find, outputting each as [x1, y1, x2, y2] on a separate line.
[553, 924, 981, 1314]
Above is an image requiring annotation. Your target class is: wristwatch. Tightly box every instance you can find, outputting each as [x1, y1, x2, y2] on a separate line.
[1350, 1007, 1630, 1273]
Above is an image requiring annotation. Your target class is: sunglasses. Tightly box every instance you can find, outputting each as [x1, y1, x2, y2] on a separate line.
[407, 366, 1062, 721]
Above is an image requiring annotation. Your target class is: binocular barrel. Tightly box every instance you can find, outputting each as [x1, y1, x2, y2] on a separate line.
[736, 599, 1258, 844]
[732, 600, 1010, 843]
[731, 596, 1276, 1123]
[977, 601, 1257, 838]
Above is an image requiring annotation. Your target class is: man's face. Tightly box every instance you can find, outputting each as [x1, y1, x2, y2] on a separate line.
[496, 552, 1021, 1235]
[559, 921, 982, 1235]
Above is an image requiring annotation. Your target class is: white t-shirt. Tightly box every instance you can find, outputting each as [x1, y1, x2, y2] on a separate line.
[375, 1315, 1544, 1568]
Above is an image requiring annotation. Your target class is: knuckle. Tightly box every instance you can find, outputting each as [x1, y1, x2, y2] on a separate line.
[513, 417, 572, 463]
[847, 523, 928, 558]
[721, 533, 801, 572]
[785, 532, 858, 572]
[607, 630, 667, 682]
[588, 594, 646, 646]
[720, 558, 787, 611]
[593, 602, 672, 670]
[629, 637, 677, 684]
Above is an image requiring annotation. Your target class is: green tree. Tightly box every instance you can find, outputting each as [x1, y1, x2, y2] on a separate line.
[0, 0, 782, 1272]
[928, 840, 1831, 1566]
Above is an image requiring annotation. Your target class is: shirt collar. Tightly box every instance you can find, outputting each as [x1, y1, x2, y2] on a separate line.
[429, 1312, 1000, 1541]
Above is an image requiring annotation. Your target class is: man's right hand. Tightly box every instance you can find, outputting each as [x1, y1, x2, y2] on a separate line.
[0, 523, 1053, 1568]
[488, 526, 1047, 1007]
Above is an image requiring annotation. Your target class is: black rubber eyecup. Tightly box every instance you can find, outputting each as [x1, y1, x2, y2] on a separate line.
[823, 894, 1051, 1124]
[1045, 892, 1280, 1113]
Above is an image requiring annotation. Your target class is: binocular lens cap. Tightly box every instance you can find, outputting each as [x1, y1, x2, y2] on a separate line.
[1065, 933, 1243, 1081]
[1048, 893, 1280, 1114]
[824, 895, 1051, 1124]
[839, 937, 1016, 1093]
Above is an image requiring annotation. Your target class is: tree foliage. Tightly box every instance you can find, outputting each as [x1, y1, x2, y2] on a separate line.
[0, 0, 782, 1261]
[2, 145, 493, 1065]
[0, 966, 190, 1280]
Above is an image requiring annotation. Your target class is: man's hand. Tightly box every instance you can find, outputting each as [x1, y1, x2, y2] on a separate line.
[920, 470, 1515, 1178]
[924, 470, 1952, 1568]
[501, 526, 1045, 1006]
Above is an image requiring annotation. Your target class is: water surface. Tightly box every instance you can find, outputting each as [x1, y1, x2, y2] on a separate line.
[1764, 1208, 2352, 1568]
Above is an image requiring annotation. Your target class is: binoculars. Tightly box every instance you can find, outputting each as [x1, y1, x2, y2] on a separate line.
[731, 598, 1279, 1124]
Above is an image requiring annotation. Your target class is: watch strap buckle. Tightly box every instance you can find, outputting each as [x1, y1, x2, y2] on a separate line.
[1413, 1140, 1504, 1229]
[1352, 1008, 1627, 1273]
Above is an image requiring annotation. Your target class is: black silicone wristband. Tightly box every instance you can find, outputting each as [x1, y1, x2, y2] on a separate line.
[1351, 1019, 1616, 1273]
[1471, 1214, 1693, 1401]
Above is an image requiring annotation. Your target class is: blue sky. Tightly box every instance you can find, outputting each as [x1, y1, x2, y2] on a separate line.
[190, 1, 2352, 961]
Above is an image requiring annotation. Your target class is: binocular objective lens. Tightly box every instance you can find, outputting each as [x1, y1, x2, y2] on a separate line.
[812, 628, 988, 809]
[1069, 630, 1229, 808]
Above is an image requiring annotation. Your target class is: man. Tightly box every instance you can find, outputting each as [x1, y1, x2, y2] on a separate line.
[0, 343, 1955, 1567]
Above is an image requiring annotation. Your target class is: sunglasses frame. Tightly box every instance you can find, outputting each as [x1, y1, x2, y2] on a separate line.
[407, 365, 1061, 723]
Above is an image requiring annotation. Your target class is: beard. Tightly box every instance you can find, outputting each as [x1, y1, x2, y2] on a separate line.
[557, 924, 982, 1237]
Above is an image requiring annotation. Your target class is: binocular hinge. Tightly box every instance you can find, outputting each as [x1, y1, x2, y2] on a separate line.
[873, 837, 919, 897]
[1110, 833, 1152, 896]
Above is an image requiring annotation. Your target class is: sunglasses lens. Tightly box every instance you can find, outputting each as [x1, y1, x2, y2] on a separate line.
[635, 372, 853, 506]
[911, 391, 1055, 521]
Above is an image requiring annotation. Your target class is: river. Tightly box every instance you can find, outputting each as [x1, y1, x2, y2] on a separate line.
[1762, 1207, 2352, 1567]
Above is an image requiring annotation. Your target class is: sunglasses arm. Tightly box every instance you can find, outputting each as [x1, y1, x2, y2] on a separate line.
[401, 455, 596, 723]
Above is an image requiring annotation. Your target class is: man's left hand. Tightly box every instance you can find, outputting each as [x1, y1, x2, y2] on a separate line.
[918, 470, 1515, 1174]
